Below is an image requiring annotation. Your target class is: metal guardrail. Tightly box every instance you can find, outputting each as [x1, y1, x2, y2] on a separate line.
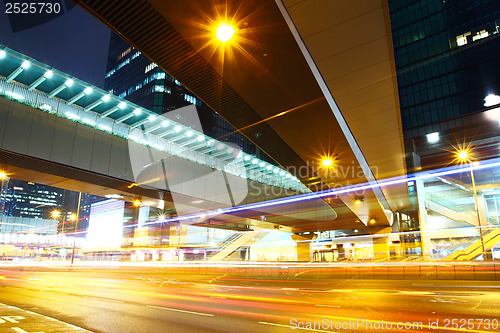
[427, 194, 474, 214]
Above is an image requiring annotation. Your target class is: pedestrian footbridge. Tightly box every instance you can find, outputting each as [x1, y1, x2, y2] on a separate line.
[0, 45, 338, 231]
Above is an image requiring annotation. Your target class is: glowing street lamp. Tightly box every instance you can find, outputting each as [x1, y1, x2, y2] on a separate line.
[0, 172, 8, 216]
[51, 210, 61, 219]
[458, 150, 468, 162]
[322, 158, 333, 167]
[216, 23, 235, 42]
[70, 192, 82, 266]
[133, 199, 142, 207]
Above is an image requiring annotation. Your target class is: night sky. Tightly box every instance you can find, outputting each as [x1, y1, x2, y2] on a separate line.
[0, 1, 111, 88]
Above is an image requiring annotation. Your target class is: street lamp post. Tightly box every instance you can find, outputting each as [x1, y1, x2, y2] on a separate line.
[458, 150, 490, 260]
[51, 210, 62, 232]
[0, 172, 9, 218]
[70, 192, 82, 266]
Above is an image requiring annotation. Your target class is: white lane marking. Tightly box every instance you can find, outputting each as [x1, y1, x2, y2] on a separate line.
[259, 322, 290, 328]
[396, 291, 433, 296]
[259, 321, 339, 333]
[12, 327, 44, 333]
[147, 305, 213, 317]
[82, 296, 123, 303]
[0, 302, 91, 332]
[329, 289, 357, 293]
[315, 304, 340, 308]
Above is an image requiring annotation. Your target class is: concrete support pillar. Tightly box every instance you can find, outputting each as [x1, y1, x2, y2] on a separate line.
[291, 233, 317, 262]
[477, 192, 493, 260]
[415, 178, 433, 260]
[370, 227, 392, 261]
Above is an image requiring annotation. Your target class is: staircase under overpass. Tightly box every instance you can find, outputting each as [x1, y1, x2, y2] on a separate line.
[207, 229, 268, 261]
[445, 228, 500, 261]
[425, 194, 479, 227]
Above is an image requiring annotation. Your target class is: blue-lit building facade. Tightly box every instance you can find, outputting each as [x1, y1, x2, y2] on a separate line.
[0, 178, 96, 234]
[104, 34, 262, 159]
[389, 0, 500, 140]
[387, 0, 500, 260]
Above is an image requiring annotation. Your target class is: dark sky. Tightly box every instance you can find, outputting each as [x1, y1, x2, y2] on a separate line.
[0, 1, 111, 88]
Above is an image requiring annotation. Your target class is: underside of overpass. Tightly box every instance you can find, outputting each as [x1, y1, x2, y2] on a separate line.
[0, 92, 344, 233]
[73, 0, 410, 229]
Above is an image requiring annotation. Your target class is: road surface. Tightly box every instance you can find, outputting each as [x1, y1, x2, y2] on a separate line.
[0, 267, 499, 332]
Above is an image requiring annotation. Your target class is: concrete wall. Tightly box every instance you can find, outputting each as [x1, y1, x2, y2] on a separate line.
[6, 262, 497, 281]
[0, 98, 309, 209]
[0, 97, 135, 183]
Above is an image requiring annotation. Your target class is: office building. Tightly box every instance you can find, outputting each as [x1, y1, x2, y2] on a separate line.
[389, 0, 500, 142]
[105, 33, 262, 158]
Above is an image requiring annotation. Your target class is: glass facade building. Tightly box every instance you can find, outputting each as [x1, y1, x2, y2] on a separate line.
[0, 178, 97, 234]
[105, 34, 262, 159]
[387, 0, 500, 260]
[389, 0, 500, 139]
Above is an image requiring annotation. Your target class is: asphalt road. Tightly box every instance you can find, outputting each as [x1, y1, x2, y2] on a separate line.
[0, 268, 499, 333]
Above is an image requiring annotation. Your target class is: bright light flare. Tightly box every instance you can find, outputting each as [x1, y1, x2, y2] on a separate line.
[216, 23, 235, 42]
[426, 132, 439, 143]
[484, 93, 500, 107]
[322, 159, 333, 167]
[457, 150, 469, 162]
[0, 171, 7, 179]
[133, 199, 142, 207]
[51, 210, 61, 218]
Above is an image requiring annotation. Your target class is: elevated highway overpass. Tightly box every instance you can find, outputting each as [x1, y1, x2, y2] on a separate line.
[73, 0, 411, 232]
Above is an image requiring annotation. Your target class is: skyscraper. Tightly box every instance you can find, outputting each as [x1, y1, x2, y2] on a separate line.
[0, 178, 97, 235]
[389, 0, 500, 141]
[2, 179, 63, 219]
[388, 0, 500, 259]
[104, 33, 262, 159]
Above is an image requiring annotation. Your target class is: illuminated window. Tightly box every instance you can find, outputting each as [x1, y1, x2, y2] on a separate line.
[456, 33, 469, 46]
[452, 20, 500, 49]
[155, 85, 165, 93]
[145, 63, 158, 73]
[117, 47, 131, 61]
[472, 29, 489, 41]
[184, 94, 200, 106]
